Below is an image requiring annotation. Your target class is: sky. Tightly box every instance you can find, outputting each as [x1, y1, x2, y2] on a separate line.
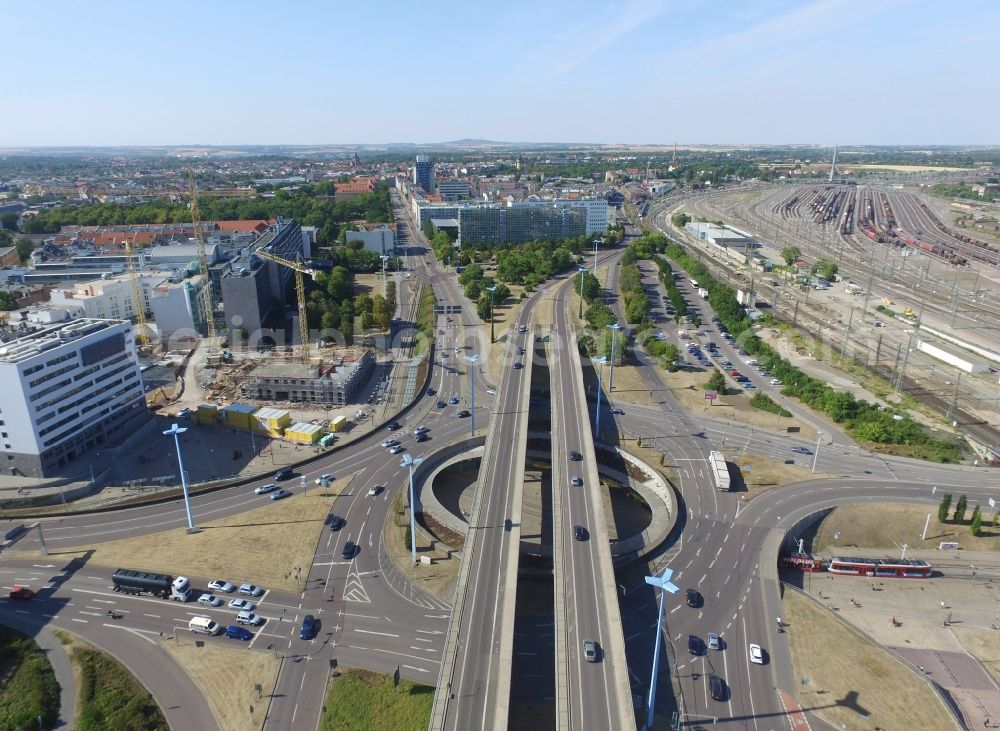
[2, 0, 998, 147]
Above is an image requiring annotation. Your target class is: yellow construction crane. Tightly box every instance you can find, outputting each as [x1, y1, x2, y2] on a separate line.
[188, 170, 217, 339]
[122, 238, 152, 349]
[253, 248, 316, 363]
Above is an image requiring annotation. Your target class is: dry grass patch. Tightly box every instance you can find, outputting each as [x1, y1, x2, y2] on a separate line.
[814, 502, 1000, 554]
[161, 637, 279, 731]
[36, 475, 355, 591]
[783, 589, 954, 731]
[726, 452, 831, 495]
[384, 491, 459, 601]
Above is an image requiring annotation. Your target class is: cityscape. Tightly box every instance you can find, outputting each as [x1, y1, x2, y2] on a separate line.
[2, 3, 1000, 731]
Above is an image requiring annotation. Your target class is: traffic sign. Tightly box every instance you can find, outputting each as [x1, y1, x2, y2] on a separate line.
[704, 391, 717, 400]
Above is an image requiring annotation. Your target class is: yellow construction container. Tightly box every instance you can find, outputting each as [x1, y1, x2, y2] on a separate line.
[220, 403, 256, 431]
[252, 407, 291, 436]
[196, 403, 218, 426]
[285, 422, 324, 444]
[329, 415, 348, 433]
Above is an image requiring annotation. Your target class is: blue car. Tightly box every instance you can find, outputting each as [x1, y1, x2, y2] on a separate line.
[225, 625, 253, 641]
[299, 614, 317, 640]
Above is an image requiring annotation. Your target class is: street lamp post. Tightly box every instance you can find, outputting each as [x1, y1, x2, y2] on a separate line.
[380, 254, 390, 298]
[401, 453, 424, 564]
[594, 356, 608, 440]
[486, 286, 497, 344]
[607, 322, 621, 391]
[163, 423, 198, 533]
[644, 566, 680, 729]
[577, 266, 588, 319]
[464, 354, 479, 437]
[593, 237, 600, 275]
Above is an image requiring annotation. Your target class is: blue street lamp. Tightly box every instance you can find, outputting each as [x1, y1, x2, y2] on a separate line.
[163, 423, 198, 533]
[578, 266, 588, 319]
[400, 453, 424, 564]
[594, 356, 608, 439]
[607, 322, 621, 390]
[644, 566, 680, 729]
[464, 353, 479, 436]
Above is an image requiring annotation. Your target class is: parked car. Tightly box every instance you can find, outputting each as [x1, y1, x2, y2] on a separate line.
[270, 489, 292, 501]
[299, 614, 318, 640]
[255, 483, 278, 495]
[198, 593, 223, 607]
[583, 638, 599, 663]
[225, 625, 253, 641]
[769, 379, 783, 386]
[236, 610, 262, 626]
[239, 583, 263, 597]
[229, 598, 255, 612]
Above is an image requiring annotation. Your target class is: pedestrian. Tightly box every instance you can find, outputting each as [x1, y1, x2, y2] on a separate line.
[941, 601, 946, 609]
[919, 665, 924, 673]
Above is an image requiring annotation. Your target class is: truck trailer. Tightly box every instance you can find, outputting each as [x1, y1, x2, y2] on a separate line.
[112, 568, 193, 601]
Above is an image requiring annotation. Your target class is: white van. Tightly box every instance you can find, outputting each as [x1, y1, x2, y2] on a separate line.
[188, 616, 221, 635]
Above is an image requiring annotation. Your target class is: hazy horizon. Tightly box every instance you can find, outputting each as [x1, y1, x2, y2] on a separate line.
[2, 0, 997, 147]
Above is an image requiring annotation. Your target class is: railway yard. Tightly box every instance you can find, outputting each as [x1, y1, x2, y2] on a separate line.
[659, 181, 1000, 460]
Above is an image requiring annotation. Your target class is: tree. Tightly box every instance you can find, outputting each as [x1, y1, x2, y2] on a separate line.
[661, 343, 680, 371]
[937, 493, 952, 523]
[812, 257, 839, 281]
[0, 212, 18, 230]
[0, 291, 18, 311]
[586, 302, 617, 329]
[781, 245, 802, 267]
[476, 293, 492, 321]
[670, 212, 691, 229]
[15, 237, 33, 263]
[970, 505, 982, 536]
[953, 493, 968, 524]
[372, 295, 392, 331]
[464, 280, 482, 300]
[705, 369, 727, 394]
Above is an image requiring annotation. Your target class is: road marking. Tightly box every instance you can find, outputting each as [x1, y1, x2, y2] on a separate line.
[345, 644, 442, 664]
[413, 637, 434, 643]
[71, 618, 88, 623]
[402, 664, 430, 673]
[79, 611, 104, 617]
[354, 629, 399, 638]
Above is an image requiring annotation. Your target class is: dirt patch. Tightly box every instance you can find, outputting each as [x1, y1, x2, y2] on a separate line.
[727, 452, 832, 496]
[384, 491, 460, 601]
[17, 475, 356, 591]
[814, 502, 1000, 554]
[783, 589, 955, 731]
[160, 636, 280, 731]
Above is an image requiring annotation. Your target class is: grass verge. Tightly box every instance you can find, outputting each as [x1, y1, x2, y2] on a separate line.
[24, 474, 355, 592]
[160, 636, 280, 731]
[72, 644, 167, 731]
[319, 667, 433, 731]
[413, 285, 437, 356]
[814, 502, 1000, 553]
[0, 625, 60, 730]
[783, 588, 954, 731]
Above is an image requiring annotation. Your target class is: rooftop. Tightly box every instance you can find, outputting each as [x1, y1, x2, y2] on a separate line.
[0, 318, 122, 364]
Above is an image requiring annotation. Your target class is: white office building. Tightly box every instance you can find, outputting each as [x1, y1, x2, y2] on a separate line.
[0, 319, 148, 477]
[345, 227, 396, 255]
[49, 275, 160, 320]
